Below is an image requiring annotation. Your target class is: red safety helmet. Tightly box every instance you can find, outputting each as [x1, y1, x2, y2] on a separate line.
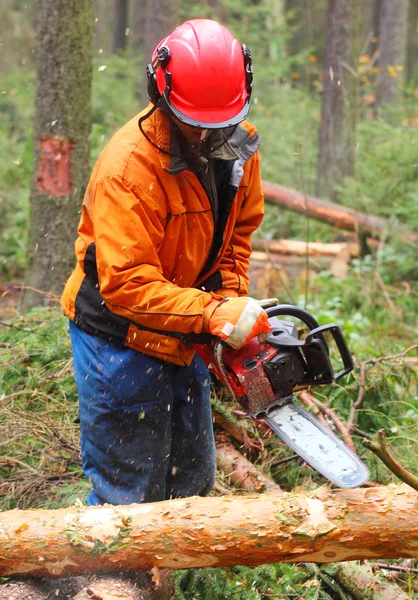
[146, 19, 253, 129]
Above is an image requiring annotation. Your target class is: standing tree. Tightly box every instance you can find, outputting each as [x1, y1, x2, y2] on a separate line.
[113, 0, 130, 53]
[316, 0, 360, 201]
[22, 0, 93, 310]
[406, 0, 418, 87]
[375, 0, 409, 110]
[144, 0, 179, 65]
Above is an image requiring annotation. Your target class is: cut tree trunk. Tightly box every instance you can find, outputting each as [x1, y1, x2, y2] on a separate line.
[262, 182, 417, 240]
[336, 561, 409, 600]
[251, 237, 361, 257]
[250, 251, 330, 269]
[1, 484, 418, 577]
[216, 436, 282, 494]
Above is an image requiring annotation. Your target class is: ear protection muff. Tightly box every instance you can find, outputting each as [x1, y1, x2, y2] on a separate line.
[242, 44, 253, 96]
[146, 46, 172, 104]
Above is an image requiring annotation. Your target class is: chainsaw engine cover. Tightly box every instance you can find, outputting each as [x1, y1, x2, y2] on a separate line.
[220, 317, 337, 415]
[219, 336, 277, 414]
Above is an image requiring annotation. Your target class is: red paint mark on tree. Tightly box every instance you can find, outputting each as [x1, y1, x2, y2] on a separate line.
[37, 136, 74, 197]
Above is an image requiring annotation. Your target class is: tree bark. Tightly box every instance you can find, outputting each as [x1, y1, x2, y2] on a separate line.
[317, 0, 361, 200]
[141, 0, 178, 99]
[216, 437, 283, 494]
[250, 251, 330, 270]
[251, 237, 361, 257]
[112, 0, 129, 53]
[336, 561, 409, 600]
[132, 0, 145, 55]
[22, 0, 93, 310]
[375, 0, 409, 110]
[406, 0, 418, 87]
[262, 181, 418, 243]
[1, 484, 418, 577]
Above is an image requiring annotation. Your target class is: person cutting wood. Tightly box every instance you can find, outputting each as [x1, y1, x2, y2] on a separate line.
[62, 18, 268, 506]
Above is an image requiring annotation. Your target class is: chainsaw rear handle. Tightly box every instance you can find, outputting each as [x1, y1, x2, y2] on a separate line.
[305, 323, 354, 379]
[265, 304, 353, 380]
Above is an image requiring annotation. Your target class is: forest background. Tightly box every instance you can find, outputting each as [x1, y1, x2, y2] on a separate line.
[1, 0, 418, 598]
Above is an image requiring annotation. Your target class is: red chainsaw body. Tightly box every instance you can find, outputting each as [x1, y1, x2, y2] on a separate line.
[196, 337, 278, 414]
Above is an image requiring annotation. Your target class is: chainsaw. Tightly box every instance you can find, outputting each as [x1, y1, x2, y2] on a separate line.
[196, 301, 369, 488]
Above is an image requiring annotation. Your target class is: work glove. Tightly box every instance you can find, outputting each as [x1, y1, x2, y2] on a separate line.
[203, 297, 271, 349]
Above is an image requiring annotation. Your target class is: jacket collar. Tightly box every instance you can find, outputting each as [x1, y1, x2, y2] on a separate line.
[140, 104, 260, 175]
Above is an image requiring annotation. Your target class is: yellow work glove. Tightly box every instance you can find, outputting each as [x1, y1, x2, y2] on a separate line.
[203, 297, 271, 349]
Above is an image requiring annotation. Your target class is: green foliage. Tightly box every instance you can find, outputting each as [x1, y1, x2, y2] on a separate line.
[336, 117, 418, 231]
[90, 53, 145, 162]
[174, 563, 319, 600]
[0, 307, 84, 509]
[0, 66, 35, 276]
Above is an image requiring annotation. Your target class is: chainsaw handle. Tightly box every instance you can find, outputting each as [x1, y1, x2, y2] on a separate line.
[265, 304, 320, 330]
[306, 323, 354, 379]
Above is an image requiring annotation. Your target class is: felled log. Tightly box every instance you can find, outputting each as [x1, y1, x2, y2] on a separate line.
[1, 484, 418, 578]
[212, 409, 250, 448]
[262, 182, 418, 243]
[250, 250, 330, 268]
[251, 237, 360, 257]
[215, 436, 282, 494]
[336, 562, 408, 600]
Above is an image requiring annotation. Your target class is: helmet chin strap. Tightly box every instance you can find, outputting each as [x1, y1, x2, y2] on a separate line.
[138, 103, 184, 159]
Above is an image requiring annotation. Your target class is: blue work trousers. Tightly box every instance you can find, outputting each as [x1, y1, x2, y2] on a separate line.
[69, 321, 216, 506]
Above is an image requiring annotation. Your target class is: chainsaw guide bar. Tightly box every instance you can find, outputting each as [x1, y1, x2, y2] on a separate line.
[262, 400, 369, 488]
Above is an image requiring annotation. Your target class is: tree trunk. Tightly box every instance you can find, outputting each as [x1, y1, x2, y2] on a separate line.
[406, 0, 418, 87]
[317, 0, 360, 200]
[132, 0, 146, 55]
[375, 0, 409, 110]
[22, 0, 93, 310]
[1, 484, 418, 577]
[112, 0, 129, 53]
[142, 0, 178, 98]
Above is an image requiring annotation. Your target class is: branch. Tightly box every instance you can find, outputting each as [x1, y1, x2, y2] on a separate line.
[362, 430, 418, 491]
[216, 435, 282, 494]
[348, 345, 418, 431]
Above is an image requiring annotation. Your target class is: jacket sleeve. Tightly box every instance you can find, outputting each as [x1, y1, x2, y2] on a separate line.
[91, 175, 221, 335]
[215, 151, 264, 296]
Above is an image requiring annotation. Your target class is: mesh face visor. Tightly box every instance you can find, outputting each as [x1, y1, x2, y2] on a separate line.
[160, 92, 251, 130]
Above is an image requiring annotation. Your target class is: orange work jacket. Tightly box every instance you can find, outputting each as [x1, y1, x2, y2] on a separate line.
[62, 105, 264, 366]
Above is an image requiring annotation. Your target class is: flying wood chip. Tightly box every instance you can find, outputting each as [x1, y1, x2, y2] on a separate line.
[37, 136, 74, 197]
